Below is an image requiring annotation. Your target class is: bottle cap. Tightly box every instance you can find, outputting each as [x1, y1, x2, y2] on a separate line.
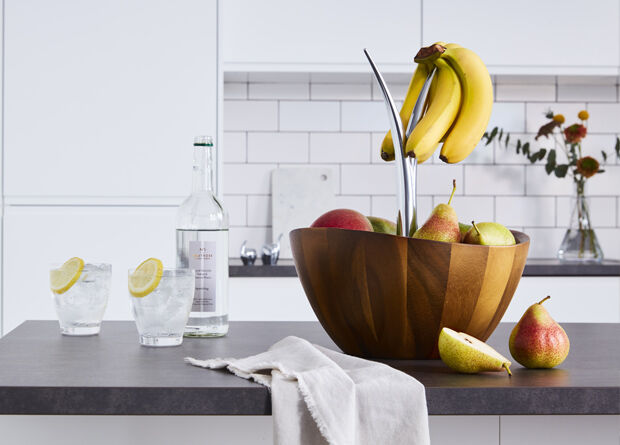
[193, 136, 213, 147]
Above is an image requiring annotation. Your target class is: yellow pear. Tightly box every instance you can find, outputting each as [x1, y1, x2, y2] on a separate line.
[438, 327, 512, 375]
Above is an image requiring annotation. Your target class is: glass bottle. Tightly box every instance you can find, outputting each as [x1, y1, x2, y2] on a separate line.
[176, 136, 229, 337]
[557, 179, 603, 263]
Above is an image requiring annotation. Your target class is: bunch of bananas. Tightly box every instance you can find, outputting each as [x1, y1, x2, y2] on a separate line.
[380, 43, 493, 164]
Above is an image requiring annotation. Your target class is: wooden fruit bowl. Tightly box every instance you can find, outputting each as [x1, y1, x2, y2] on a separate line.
[290, 227, 530, 359]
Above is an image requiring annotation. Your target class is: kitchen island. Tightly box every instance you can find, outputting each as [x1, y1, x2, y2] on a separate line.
[0, 321, 618, 444]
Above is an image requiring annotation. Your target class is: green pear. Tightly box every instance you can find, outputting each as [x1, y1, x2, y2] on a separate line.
[367, 216, 396, 235]
[463, 221, 516, 246]
[509, 296, 570, 369]
[438, 327, 512, 375]
[413, 180, 460, 243]
[458, 222, 471, 241]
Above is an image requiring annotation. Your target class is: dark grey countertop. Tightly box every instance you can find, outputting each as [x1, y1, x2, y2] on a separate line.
[0, 321, 618, 416]
[229, 259, 620, 277]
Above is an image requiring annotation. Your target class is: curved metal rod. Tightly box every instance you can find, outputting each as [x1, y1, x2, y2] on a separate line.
[364, 49, 415, 235]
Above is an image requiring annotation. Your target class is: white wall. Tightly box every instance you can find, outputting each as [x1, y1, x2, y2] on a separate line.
[222, 74, 620, 259]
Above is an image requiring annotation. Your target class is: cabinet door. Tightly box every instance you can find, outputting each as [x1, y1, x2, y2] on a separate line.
[223, 0, 422, 70]
[4, 0, 219, 200]
[2, 206, 177, 334]
[423, 0, 619, 75]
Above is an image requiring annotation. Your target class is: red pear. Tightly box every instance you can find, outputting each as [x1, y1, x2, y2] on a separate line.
[509, 296, 570, 369]
[310, 209, 373, 232]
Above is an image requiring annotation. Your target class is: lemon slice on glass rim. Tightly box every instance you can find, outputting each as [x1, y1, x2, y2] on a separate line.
[50, 257, 85, 294]
[129, 258, 163, 297]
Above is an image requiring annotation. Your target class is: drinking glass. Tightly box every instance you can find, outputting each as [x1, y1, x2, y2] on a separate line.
[50, 263, 112, 336]
[129, 268, 195, 347]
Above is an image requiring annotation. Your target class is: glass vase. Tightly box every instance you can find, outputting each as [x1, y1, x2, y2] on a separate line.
[557, 180, 603, 262]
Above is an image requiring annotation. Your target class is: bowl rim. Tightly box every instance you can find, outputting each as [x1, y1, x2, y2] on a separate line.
[290, 226, 530, 248]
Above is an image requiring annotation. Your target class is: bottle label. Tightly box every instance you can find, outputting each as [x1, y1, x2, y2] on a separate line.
[189, 240, 217, 312]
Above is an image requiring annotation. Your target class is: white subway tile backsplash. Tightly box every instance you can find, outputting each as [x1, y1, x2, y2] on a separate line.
[341, 101, 388, 132]
[229, 226, 270, 258]
[310, 133, 370, 163]
[372, 82, 409, 102]
[487, 102, 526, 132]
[247, 195, 271, 226]
[525, 102, 584, 133]
[586, 166, 620, 195]
[418, 164, 464, 196]
[222, 77, 620, 260]
[595, 228, 620, 259]
[496, 196, 555, 227]
[223, 164, 276, 195]
[224, 82, 248, 99]
[223, 195, 247, 226]
[525, 166, 573, 196]
[557, 196, 617, 228]
[247, 133, 308, 163]
[333, 195, 372, 215]
[432, 196, 494, 225]
[224, 100, 278, 131]
[341, 164, 394, 195]
[279, 101, 340, 131]
[223, 132, 247, 163]
[524, 228, 567, 258]
[586, 103, 620, 132]
[465, 165, 524, 196]
[557, 84, 617, 102]
[311, 83, 371, 101]
[496, 84, 556, 102]
[249, 83, 309, 100]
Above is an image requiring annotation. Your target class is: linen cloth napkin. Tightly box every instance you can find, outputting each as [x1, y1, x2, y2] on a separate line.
[185, 336, 430, 445]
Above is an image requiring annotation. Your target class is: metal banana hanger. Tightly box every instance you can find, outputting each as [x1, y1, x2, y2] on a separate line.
[364, 49, 436, 236]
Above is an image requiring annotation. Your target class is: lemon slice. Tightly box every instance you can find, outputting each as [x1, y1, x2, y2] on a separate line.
[50, 257, 85, 294]
[129, 258, 163, 297]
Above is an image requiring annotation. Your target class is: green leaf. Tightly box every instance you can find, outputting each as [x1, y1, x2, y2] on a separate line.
[602, 151, 608, 162]
[554, 164, 569, 178]
[499, 128, 504, 141]
[522, 142, 530, 156]
[516, 140, 521, 154]
[598, 169, 606, 174]
[615, 137, 620, 157]
[505, 133, 510, 148]
[485, 127, 498, 146]
[545, 149, 557, 174]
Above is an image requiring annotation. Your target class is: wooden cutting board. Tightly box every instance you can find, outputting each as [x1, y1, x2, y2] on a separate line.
[272, 167, 335, 259]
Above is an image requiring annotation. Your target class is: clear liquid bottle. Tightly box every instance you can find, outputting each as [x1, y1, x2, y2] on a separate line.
[176, 136, 229, 337]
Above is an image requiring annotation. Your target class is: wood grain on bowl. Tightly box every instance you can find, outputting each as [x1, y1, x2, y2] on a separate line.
[290, 228, 530, 359]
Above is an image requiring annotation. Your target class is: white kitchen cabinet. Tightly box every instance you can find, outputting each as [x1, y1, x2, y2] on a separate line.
[423, 0, 620, 75]
[3, 0, 220, 202]
[222, 0, 422, 73]
[228, 276, 620, 323]
[2, 206, 178, 334]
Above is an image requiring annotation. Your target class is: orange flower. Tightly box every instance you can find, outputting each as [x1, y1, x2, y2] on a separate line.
[576, 156, 600, 178]
[564, 124, 587, 144]
[552, 114, 565, 124]
[578, 110, 589, 121]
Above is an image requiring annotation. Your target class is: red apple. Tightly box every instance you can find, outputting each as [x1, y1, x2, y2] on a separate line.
[310, 209, 373, 231]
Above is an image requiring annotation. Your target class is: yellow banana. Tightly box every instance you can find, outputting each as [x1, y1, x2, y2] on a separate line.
[380, 61, 431, 161]
[438, 46, 493, 163]
[405, 58, 461, 163]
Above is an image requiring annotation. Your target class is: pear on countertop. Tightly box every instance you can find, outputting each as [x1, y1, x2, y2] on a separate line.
[509, 296, 570, 369]
[463, 221, 516, 246]
[413, 180, 460, 243]
[438, 327, 512, 375]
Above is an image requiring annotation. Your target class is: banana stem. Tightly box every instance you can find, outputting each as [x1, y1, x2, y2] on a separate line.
[447, 179, 456, 205]
[538, 295, 551, 305]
